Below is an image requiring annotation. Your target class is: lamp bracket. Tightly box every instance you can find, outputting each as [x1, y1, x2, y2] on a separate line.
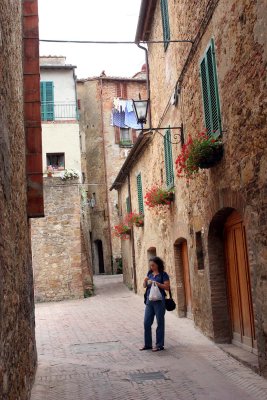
[144, 125, 184, 145]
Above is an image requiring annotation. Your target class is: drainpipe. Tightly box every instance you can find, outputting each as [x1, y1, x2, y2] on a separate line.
[136, 43, 152, 129]
[100, 78, 114, 274]
[128, 173, 137, 293]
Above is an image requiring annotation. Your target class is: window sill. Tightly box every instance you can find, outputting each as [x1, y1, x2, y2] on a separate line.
[119, 143, 133, 148]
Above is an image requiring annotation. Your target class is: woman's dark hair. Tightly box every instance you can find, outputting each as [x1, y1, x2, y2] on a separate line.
[148, 256, 165, 274]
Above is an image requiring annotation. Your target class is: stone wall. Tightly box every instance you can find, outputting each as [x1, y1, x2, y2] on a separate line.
[31, 178, 92, 301]
[117, 0, 267, 376]
[0, 1, 37, 398]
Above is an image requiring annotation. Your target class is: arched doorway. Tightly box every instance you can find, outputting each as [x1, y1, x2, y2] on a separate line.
[147, 247, 156, 261]
[174, 239, 192, 318]
[224, 210, 256, 350]
[95, 240, 105, 274]
[208, 208, 256, 350]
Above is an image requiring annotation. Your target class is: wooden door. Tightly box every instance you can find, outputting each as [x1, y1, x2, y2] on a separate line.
[224, 211, 256, 349]
[181, 241, 192, 318]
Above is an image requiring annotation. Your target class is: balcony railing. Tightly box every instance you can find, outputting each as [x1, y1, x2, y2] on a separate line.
[41, 102, 79, 121]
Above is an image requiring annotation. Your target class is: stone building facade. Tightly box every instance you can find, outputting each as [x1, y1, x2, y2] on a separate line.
[31, 57, 93, 302]
[112, 0, 267, 377]
[77, 73, 147, 274]
[0, 0, 43, 398]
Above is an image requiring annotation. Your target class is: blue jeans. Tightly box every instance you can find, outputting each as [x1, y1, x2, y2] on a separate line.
[144, 299, 166, 348]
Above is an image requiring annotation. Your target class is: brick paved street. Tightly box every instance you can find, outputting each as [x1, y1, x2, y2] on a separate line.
[31, 275, 267, 400]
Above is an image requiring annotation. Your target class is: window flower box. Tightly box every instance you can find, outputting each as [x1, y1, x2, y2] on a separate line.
[126, 212, 144, 228]
[113, 222, 131, 240]
[145, 186, 175, 208]
[175, 132, 223, 179]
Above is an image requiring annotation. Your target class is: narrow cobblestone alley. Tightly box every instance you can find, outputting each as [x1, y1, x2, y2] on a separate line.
[31, 275, 267, 400]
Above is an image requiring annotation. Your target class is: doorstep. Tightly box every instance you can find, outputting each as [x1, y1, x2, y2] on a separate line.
[218, 343, 259, 374]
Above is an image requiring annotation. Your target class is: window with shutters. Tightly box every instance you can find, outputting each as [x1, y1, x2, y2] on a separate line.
[200, 39, 222, 136]
[116, 82, 127, 99]
[126, 197, 131, 213]
[41, 81, 54, 121]
[164, 128, 174, 189]
[136, 173, 144, 214]
[160, 0, 170, 50]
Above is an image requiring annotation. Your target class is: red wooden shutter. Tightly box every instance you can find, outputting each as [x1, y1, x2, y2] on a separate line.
[116, 82, 121, 97]
[132, 129, 137, 143]
[115, 126, 120, 144]
[122, 82, 127, 99]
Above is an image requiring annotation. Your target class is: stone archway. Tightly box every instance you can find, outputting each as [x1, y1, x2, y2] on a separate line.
[147, 247, 157, 261]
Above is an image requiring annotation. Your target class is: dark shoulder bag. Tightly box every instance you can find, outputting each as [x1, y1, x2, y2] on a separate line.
[161, 273, 176, 312]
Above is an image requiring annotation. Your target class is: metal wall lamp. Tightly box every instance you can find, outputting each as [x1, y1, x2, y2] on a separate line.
[132, 98, 184, 145]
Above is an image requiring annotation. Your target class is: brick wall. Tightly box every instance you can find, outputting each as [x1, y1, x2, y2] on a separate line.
[117, 0, 267, 376]
[31, 178, 91, 301]
[0, 1, 37, 398]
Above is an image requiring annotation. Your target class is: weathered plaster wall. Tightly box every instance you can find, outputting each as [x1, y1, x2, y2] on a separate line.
[119, 0, 267, 376]
[42, 123, 82, 174]
[77, 79, 112, 274]
[31, 178, 91, 301]
[0, 1, 37, 398]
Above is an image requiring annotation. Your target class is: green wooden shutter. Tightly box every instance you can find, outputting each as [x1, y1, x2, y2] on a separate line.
[200, 39, 221, 136]
[164, 128, 174, 188]
[160, 0, 170, 50]
[126, 197, 131, 213]
[136, 173, 144, 215]
[40, 81, 54, 121]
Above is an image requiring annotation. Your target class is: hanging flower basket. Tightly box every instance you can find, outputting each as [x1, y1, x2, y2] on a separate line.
[125, 212, 144, 227]
[197, 142, 224, 169]
[145, 186, 175, 208]
[113, 222, 131, 240]
[175, 132, 223, 179]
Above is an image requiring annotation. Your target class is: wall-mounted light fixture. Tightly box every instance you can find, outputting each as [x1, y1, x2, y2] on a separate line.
[132, 98, 184, 144]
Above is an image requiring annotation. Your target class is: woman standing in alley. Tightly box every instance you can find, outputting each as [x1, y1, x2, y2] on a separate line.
[140, 256, 170, 352]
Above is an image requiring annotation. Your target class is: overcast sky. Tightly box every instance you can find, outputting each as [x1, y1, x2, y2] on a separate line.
[38, 0, 145, 79]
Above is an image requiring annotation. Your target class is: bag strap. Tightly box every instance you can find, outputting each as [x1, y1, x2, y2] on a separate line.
[161, 272, 173, 299]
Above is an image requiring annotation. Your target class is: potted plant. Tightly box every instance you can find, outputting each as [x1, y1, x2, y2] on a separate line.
[126, 212, 144, 227]
[60, 169, 80, 181]
[47, 165, 54, 177]
[145, 186, 175, 208]
[113, 222, 131, 239]
[175, 131, 223, 179]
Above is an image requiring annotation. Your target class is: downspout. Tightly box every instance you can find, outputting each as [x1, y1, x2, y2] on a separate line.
[136, 43, 152, 129]
[100, 78, 114, 274]
[128, 173, 137, 293]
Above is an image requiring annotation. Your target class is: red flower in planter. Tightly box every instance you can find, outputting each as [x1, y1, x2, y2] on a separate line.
[113, 222, 131, 240]
[175, 131, 223, 179]
[125, 212, 144, 227]
[145, 186, 174, 208]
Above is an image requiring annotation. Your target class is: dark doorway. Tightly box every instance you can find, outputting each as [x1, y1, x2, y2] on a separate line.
[95, 240, 105, 274]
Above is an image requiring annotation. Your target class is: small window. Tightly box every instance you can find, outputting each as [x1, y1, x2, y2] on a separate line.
[200, 39, 222, 136]
[164, 128, 174, 189]
[46, 153, 65, 170]
[120, 128, 132, 147]
[160, 0, 170, 50]
[136, 173, 144, 215]
[196, 231, 205, 270]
